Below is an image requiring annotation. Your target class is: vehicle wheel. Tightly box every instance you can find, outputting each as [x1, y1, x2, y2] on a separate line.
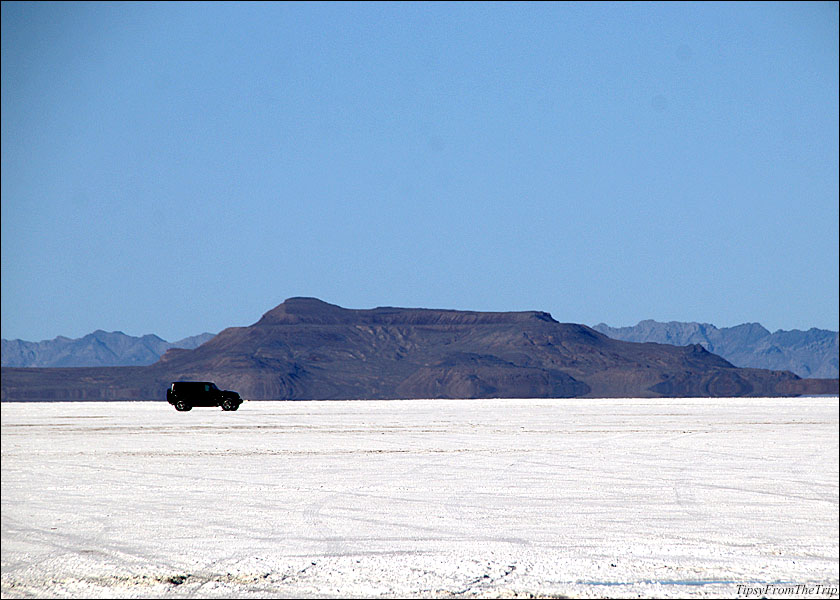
[222, 399, 235, 411]
[175, 400, 191, 412]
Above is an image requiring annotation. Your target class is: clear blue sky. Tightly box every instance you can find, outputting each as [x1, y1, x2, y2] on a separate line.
[2, 1, 838, 342]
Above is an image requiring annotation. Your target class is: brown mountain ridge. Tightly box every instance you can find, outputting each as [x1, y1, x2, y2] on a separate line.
[2, 297, 837, 401]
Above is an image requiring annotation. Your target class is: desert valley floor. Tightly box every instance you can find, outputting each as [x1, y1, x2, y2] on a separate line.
[2, 397, 838, 599]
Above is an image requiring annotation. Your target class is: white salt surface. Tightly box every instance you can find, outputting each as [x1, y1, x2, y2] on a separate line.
[2, 398, 838, 599]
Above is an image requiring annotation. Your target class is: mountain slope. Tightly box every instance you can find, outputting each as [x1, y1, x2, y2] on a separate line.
[1, 331, 216, 367]
[592, 320, 839, 379]
[4, 298, 834, 401]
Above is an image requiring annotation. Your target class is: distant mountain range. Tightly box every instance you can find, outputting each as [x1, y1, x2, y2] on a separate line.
[592, 321, 838, 379]
[1, 331, 215, 368]
[4, 318, 835, 381]
[2, 298, 836, 401]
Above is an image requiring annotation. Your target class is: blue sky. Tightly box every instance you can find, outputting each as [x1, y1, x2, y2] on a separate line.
[2, 1, 838, 342]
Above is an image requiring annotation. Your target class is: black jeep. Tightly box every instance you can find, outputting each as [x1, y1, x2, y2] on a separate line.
[166, 381, 243, 411]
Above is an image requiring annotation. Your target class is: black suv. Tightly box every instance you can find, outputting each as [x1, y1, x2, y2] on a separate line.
[166, 381, 243, 411]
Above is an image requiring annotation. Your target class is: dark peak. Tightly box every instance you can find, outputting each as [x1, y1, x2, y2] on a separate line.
[280, 297, 345, 314]
[283, 296, 337, 306]
[256, 297, 349, 325]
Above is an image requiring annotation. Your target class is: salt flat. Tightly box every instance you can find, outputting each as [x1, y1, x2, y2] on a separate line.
[2, 398, 838, 599]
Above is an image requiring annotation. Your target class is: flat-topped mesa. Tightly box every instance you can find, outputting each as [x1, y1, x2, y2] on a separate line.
[255, 297, 560, 327]
[4, 296, 828, 401]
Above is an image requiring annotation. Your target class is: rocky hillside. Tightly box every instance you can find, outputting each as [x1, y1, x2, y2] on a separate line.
[592, 321, 838, 379]
[3, 298, 835, 401]
[1, 331, 215, 367]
